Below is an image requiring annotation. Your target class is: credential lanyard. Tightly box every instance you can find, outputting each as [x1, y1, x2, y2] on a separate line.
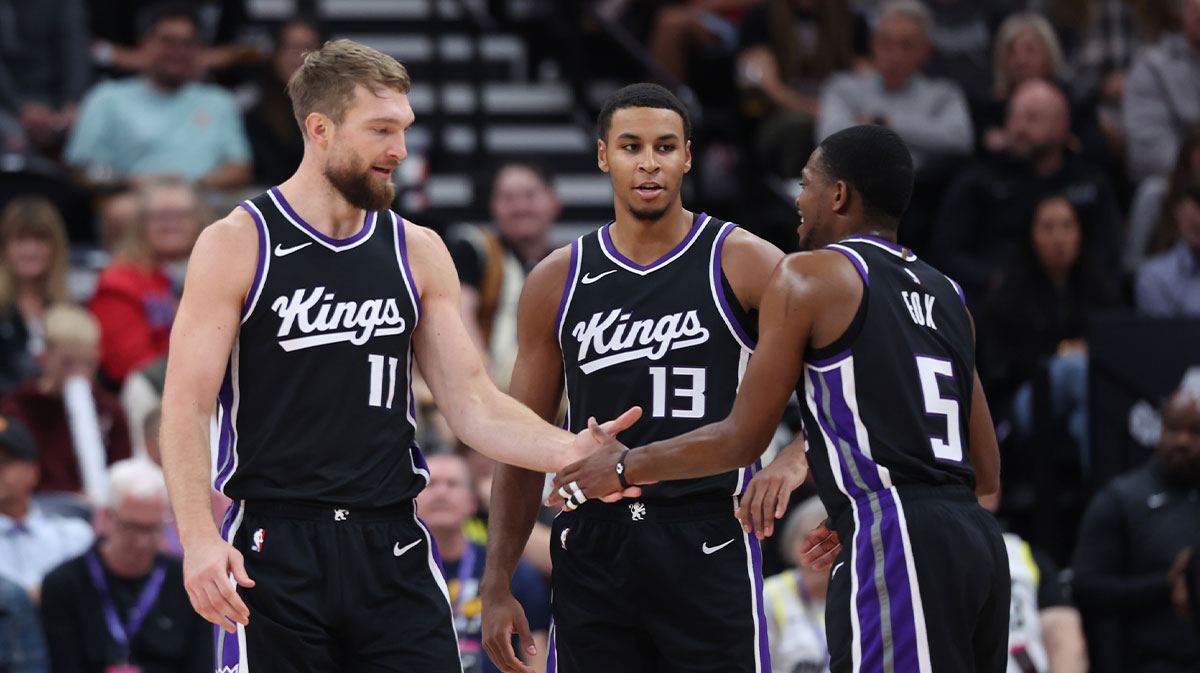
[452, 542, 478, 616]
[85, 550, 168, 662]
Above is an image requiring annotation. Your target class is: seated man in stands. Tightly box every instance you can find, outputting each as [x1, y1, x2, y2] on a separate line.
[40, 459, 209, 672]
[1072, 382, 1200, 672]
[0, 305, 132, 502]
[0, 416, 93, 599]
[64, 3, 251, 190]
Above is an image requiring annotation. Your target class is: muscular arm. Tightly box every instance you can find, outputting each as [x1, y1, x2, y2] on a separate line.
[624, 252, 839, 484]
[408, 226, 630, 473]
[968, 370, 1001, 496]
[481, 248, 571, 597]
[160, 211, 255, 546]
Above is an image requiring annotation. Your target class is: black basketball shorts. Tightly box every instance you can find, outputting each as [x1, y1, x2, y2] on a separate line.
[214, 500, 462, 673]
[547, 497, 770, 673]
[825, 484, 1010, 673]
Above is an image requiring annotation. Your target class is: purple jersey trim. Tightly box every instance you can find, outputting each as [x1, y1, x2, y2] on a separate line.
[600, 213, 706, 272]
[711, 221, 757, 350]
[236, 201, 269, 320]
[826, 244, 870, 287]
[394, 214, 423, 319]
[555, 239, 580, 335]
[269, 186, 376, 248]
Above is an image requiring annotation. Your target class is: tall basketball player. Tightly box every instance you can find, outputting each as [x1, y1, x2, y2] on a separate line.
[159, 40, 640, 673]
[480, 83, 811, 673]
[552, 125, 1011, 672]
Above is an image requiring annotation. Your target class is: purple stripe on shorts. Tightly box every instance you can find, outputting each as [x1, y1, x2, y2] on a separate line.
[236, 202, 268, 319]
[546, 621, 557, 673]
[879, 491, 921, 673]
[395, 214, 422, 318]
[555, 239, 579, 336]
[711, 222, 756, 349]
[417, 515, 446, 577]
[748, 534, 773, 672]
[214, 365, 235, 491]
[854, 501, 885, 673]
[270, 186, 376, 247]
[600, 214, 704, 271]
[823, 368, 887, 493]
[213, 623, 242, 673]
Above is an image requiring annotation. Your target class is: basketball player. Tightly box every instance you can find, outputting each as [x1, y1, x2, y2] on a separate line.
[158, 40, 640, 673]
[480, 83, 812, 673]
[552, 125, 1010, 673]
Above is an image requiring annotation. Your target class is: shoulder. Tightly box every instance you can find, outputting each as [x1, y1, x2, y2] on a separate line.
[83, 78, 131, 104]
[190, 82, 240, 106]
[720, 226, 784, 264]
[778, 248, 863, 288]
[1138, 245, 1182, 279]
[40, 553, 86, 593]
[719, 226, 785, 307]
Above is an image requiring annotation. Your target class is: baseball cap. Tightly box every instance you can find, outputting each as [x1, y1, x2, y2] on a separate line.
[0, 416, 37, 462]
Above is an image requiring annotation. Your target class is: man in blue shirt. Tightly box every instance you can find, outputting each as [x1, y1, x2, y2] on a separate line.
[64, 4, 251, 190]
[1136, 187, 1200, 318]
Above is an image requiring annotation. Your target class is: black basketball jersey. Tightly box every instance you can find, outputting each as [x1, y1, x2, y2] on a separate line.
[558, 213, 757, 500]
[214, 187, 427, 508]
[798, 237, 976, 525]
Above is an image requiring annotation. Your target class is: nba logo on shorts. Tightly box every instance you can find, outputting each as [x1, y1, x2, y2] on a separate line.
[251, 528, 265, 552]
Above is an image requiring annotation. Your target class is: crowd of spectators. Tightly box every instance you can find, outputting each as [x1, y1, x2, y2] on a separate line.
[0, 0, 1197, 672]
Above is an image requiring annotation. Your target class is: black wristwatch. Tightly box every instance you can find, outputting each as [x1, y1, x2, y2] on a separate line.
[616, 448, 632, 489]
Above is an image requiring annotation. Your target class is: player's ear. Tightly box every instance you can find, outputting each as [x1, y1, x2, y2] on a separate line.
[597, 138, 609, 173]
[305, 112, 332, 149]
[682, 139, 692, 174]
[831, 180, 851, 214]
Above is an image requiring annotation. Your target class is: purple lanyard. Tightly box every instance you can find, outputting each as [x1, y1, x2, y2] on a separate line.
[85, 550, 168, 662]
[796, 574, 830, 668]
[452, 543, 477, 616]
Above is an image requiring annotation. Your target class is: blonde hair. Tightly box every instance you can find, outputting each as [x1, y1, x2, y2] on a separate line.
[116, 175, 206, 268]
[43, 303, 101, 348]
[993, 13, 1065, 97]
[286, 39, 411, 132]
[0, 197, 71, 312]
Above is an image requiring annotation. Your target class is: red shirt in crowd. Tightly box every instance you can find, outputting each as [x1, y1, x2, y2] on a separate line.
[89, 262, 177, 384]
[0, 379, 133, 493]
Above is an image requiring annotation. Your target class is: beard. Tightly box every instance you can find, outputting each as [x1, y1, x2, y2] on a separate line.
[627, 201, 672, 223]
[798, 226, 817, 251]
[324, 152, 395, 212]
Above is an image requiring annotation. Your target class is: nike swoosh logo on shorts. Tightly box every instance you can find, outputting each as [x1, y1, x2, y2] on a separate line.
[702, 539, 736, 555]
[832, 561, 845, 578]
[393, 540, 421, 557]
[580, 270, 618, 285]
[274, 242, 313, 257]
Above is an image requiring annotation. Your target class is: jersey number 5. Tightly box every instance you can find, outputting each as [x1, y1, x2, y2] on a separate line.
[648, 366, 706, 419]
[915, 355, 962, 462]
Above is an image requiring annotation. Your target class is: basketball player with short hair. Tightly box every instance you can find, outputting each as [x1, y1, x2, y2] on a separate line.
[159, 39, 640, 673]
[552, 125, 1011, 673]
[481, 83, 811, 673]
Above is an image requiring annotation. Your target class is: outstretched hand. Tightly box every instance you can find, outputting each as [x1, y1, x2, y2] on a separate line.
[550, 416, 652, 509]
[798, 519, 842, 571]
[565, 406, 643, 466]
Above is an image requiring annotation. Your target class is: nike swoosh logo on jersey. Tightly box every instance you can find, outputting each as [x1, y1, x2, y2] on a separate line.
[702, 539, 735, 555]
[580, 270, 618, 284]
[831, 561, 845, 578]
[275, 242, 313, 257]
[393, 540, 421, 557]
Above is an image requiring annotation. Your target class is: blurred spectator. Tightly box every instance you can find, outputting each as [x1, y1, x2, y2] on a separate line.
[973, 13, 1065, 155]
[817, 0, 973, 171]
[0, 0, 91, 156]
[0, 416, 93, 598]
[89, 177, 204, 385]
[1039, 0, 1137, 107]
[120, 356, 166, 459]
[95, 188, 140, 257]
[64, 4, 252, 190]
[1127, 122, 1200, 272]
[647, 1, 761, 86]
[460, 446, 553, 578]
[932, 79, 1120, 305]
[39, 459, 209, 673]
[1135, 186, 1200, 318]
[244, 16, 323, 187]
[0, 574, 48, 673]
[0, 305, 132, 497]
[737, 0, 868, 178]
[921, 0, 1011, 104]
[417, 453, 549, 673]
[762, 496, 830, 673]
[1122, 0, 1200, 183]
[983, 196, 1116, 468]
[88, 0, 256, 77]
[1072, 384, 1200, 673]
[980, 490, 1088, 673]
[0, 198, 71, 396]
[450, 163, 559, 390]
